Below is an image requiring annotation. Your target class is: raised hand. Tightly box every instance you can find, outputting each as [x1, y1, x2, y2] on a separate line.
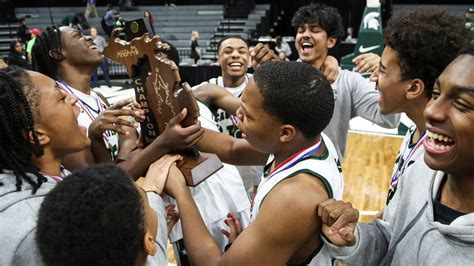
[141, 154, 183, 195]
[250, 43, 278, 69]
[159, 108, 204, 151]
[321, 55, 340, 83]
[88, 98, 145, 138]
[221, 212, 243, 244]
[352, 53, 380, 74]
[317, 199, 359, 247]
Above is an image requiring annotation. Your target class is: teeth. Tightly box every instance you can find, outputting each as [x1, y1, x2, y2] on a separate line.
[426, 130, 454, 143]
[229, 63, 241, 67]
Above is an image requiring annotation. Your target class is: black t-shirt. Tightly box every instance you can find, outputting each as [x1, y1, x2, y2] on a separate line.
[433, 175, 467, 225]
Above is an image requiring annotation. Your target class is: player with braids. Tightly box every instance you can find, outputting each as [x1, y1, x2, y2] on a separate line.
[0, 67, 45, 192]
[0, 66, 91, 265]
[32, 26, 204, 178]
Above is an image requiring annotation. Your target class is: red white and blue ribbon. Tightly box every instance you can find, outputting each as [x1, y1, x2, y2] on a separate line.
[251, 139, 323, 207]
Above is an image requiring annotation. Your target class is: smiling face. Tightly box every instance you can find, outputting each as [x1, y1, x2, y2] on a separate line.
[31, 71, 90, 156]
[295, 24, 335, 68]
[59, 26, 103, 69]
[218, 38, 249, 85]
[423, 54, 474, 176]
[375, 46, 412, 114]
[236, 78, 281, 153]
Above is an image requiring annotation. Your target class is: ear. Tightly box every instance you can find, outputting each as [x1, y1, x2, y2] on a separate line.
[405, 78, 425, 100]
[48, 49, 64, 61]
[28, 127, 50, 146]
[143, 231, 157, 256]
[279, 124, 297, 143]
[326, 36, 337, 49]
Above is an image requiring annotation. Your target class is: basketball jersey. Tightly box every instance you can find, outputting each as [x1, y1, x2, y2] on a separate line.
[196, 74, 262, 191]
[164, 101, 251, 250]
[57, 81, 119, 160]
[209, 74, 251, 137]
[386, 125, 426, 205]
[251, 134, 344, 265]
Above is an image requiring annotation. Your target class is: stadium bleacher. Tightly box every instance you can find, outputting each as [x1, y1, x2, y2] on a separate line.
[6, 4, 270, 63]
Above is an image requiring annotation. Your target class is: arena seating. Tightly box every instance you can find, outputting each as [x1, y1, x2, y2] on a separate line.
[9, 4, 270, 63]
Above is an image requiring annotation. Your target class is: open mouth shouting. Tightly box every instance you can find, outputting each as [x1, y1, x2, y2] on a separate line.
[424, 129, 455, 154]
[300, 42, 314, 55]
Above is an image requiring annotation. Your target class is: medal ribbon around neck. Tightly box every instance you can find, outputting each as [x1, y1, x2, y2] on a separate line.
[390, 130, 427, 188]
[56, 80, 108, 140]
[251, 139, 323, 209]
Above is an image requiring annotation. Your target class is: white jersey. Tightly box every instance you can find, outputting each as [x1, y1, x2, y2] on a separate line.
[164, 101, 251, 250]
[194, 74, 262, 191]
[251, 134, 344, 265]
[386, 125, 427, 206]
[57, 81, 119, 160]
[206, 74, 252, 137]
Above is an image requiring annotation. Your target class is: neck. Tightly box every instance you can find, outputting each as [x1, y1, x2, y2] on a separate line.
[57, 64, 94, 94]
[405, 97, 430, 142]
[273, 135, 321, 166]
[222, 73, 245, 88]
[32, 149, 63, 177]
[441, 173, 474, 213]
[309, 53, 328, 71]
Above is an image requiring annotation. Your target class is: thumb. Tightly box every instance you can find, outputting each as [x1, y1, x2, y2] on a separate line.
[169, 108, 187, 125]
[338, 226, 356, 243]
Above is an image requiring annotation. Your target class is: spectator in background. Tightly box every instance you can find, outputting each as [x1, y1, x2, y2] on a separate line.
[7, 40, 29, 69]
[345, 26, 357, 43]
[102, 4, 116, 36]
[144, 10, 155, 35]
[115, 10, 127, 29]
[274, 35, 292, 58]
[90, 26, 110, 88]
[84, 0, 99, 18]
[190, 30, 201, 64]
[16, 18, 29, 45]
[26, 28, 41, 63]
[62, 12, 89, 31]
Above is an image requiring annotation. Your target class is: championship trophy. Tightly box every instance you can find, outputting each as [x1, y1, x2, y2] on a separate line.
[103, 19, 222, 186]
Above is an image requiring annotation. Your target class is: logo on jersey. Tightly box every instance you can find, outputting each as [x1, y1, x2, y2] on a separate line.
[363, 12, 380, 30]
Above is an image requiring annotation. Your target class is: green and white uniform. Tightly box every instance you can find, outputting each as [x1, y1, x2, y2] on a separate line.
[251, 134, 344, 265]
[57, 81, 119, 160]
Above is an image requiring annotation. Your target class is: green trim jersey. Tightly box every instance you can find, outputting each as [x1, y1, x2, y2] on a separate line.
[64, 86, 119, 160]
[250, 134, 344, 264]
[250, 133, 343, 219]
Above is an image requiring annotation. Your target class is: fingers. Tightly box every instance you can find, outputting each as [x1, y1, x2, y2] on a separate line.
[318, 199, 359, 235]
[353, 53, 380, 73]
[251, 43, 277, 68]
[168, 108, 188, 125]
[221, 229, 230, 238]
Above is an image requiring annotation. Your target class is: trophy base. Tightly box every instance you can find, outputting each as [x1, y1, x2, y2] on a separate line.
[176, 152, 223, 186]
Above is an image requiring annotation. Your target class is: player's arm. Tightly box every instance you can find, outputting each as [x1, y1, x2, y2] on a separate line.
[166, 166, 328, 265]
[197, 128, 268, 165]
[193, 83, 241, 115]
[350, 74, 401, 128]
